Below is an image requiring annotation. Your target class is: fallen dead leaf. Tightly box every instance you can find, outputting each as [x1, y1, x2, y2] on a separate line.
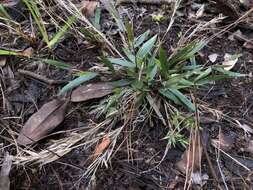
[222, 53, 240, 71]
[19, 47, 33, 58]
[91, 136, 110, 160]
[208, 53, 218, 63]
[79, 1, 98, 17]
[17, 98, 69, 145]
[195, 4, 205, 19]
[191, 172, 209, 186]
[176, 131, 202, 174]
[71, 82, 115, 102]
[0, 56, 6, 67]
[0, 152, 12, 190]
[211, 132, 236, 151]
[243, 41, 253, 49]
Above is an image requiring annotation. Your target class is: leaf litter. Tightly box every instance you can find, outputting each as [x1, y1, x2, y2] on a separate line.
[71, 82, 115, 102]
[0, 152, 12, 190]
[17, 98, 69, 145]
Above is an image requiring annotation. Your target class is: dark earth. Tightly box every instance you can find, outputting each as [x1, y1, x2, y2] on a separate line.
[1, 0, 253, 189]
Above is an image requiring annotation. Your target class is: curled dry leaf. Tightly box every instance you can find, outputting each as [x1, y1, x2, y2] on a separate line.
[71, 82, 115, 102]
[91, 136, 110, 160]
[208, 53, 218, 63]
[0, 152, 12, 190]
[79, 1, 98, 17]
[20, 47, 33, 58]
[222, 53, 240, 71]
[176, 131, 202, 174]
[17, 99, 68, 145]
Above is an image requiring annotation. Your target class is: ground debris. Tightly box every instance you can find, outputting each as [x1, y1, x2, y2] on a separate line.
[0, 152, 12, 190]
[17, 98, 69, 145]
[71, 82, 115, 102]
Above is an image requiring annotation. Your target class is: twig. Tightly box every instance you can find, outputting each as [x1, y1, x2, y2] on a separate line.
[201, 136, 223, 190]
[18, 69, 67, 85]
[117, 0, 175, 5]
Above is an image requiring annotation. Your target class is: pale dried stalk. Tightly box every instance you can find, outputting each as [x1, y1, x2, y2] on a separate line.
[117, 0, 175, 5]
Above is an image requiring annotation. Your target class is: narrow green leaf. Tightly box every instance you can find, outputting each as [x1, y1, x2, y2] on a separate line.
[146, 56, 157, 82]
[99, 57, 116, 74]
[169, 88, 195, 111]
[137, 35, 157, 60]
[58, 72, 97, 96]
[0, 49, 19, 56]
[93, 6, 101, 30]
[134, 30, 150, 48]
[108, 58, 135, 68]
[48, 15, 77, 48]
[168, 40, 206, 69]
[194, 75, 230, 85]
[194, 67, 212, 82]
[0, 4, 12, 20]
[213, 67, 246, 77]
[159, 47, 168, 77]
[22, 0, 49, 44]
[159, 88, 181, 105]
[123, 48, 136, 63]
[42, 59, 71, 70]
[125, 17, 134, 45]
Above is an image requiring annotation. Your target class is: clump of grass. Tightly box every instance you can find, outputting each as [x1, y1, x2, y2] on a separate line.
[96, 20, 244, 147]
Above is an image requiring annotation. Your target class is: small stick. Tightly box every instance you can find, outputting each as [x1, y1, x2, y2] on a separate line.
[117, 0, 175, 5]
[18, 69, 67, 85]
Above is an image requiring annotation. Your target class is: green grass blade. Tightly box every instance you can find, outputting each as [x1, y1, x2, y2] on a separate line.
[159, 46, 168, 77]
[0, 49, 19, 56]
[108, 58, 135, 68]
[0, 4, 12, 20]
[134, 30, 150, 48]
[58, 72, 97, 96]
[168, 40, 206, 69]
[99, 57, 116, 74]
[123, 48, 135, 63]
[194, 67, 212, 82]
[125, 17, 134, 45]
[159, 88, 181, 105]
[48, 15, 77, 49]
[137, 35, 157, 60]
[93, 6, 101, 30]
[169, 88, 195, 111]
[42, 59, 71, 70]
[22, 0, 49, 44]
[213, 66, 246, 77]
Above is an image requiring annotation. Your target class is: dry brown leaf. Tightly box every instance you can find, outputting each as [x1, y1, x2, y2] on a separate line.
[244, 41, 253, 49]
[80, 1, 98, 17]
[91, 136, 110, 160]
[222, 53, 239, 71]
[71, 82, 114, 102]
[0, 152, 12, 190]
[176, 131, 202, 174]
[211, 132, 235, 151]
[17, 99, 68, 145]
[19, 47, 33, 58]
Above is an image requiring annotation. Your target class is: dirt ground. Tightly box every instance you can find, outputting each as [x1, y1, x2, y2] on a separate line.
[1, 0, 253, 189]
